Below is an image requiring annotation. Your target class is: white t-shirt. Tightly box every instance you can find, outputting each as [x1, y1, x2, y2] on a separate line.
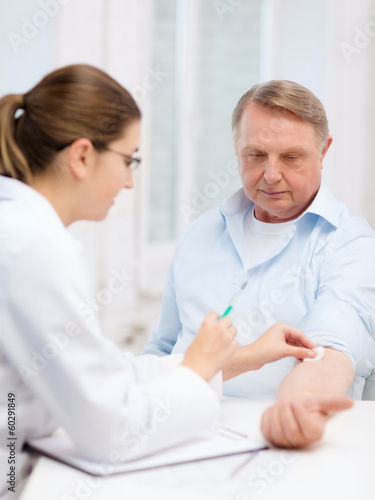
[245, 207, 294, 269]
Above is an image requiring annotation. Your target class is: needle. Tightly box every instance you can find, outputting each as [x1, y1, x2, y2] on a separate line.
[218, 278, 249, 319]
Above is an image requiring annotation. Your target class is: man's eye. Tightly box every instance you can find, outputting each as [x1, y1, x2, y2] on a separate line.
[284, 155, 300, 161]
[247, 153, 265, 160]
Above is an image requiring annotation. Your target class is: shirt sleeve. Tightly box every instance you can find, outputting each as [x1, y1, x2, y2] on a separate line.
[2, 235, 220, 463]
[141, 259, 183, 356]
[297, 219, 375, 379]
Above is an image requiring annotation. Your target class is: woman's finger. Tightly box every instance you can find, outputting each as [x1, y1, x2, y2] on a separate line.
[224, 327, 237, 342]
[284, 327, 317, 349]
[217, 316, 233, 328]
[286, 346, 317, 360]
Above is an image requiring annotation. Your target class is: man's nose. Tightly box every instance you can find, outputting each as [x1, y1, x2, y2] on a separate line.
[263, 158, 282, 184]
[124, 169, 135, 189]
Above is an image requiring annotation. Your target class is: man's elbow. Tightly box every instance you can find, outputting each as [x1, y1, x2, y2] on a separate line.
[141, 341, 171, 356]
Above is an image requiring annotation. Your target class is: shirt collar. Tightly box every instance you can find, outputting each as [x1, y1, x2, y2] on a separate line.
[220, 188, 252, 217]
[301, 182, 340, 228]
[220, 182, 340, 228]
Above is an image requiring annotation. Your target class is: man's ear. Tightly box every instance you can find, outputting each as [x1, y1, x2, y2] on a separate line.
[67, 138, 96, 180]
[321, 135, 333, 162]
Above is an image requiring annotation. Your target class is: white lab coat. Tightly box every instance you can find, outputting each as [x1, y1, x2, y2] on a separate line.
[0, 177, 221, 500]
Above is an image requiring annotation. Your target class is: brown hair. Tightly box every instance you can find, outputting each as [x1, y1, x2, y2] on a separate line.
[231, 80, 329, 149]
[0, 64, 141, 183]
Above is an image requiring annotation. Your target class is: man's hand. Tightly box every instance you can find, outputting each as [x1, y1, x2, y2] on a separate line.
[261, 396, 353, 448]
[260, 348, 354, 448]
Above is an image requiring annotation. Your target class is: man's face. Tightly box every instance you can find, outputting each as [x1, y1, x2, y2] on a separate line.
[235, 103, 332, 223]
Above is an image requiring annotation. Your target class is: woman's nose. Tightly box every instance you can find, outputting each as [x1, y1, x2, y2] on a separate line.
[124, 169, 134, 189]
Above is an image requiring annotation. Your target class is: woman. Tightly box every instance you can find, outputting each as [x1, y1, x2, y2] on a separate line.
[0, 65, 316, 499]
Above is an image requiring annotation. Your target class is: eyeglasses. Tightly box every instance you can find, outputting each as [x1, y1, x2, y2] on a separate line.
[56, 141, 142, 171]
[103, 146, 142, 171]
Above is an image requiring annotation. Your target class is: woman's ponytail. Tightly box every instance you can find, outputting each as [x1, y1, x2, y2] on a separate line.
[0, 94, 32, 183]
[0, 65, 141, 185]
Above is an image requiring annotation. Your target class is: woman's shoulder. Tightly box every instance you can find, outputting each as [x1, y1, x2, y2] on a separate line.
[0, 198, 83, 279]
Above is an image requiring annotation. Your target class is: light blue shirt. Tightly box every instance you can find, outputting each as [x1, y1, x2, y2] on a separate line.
[143, 183, 375, 399]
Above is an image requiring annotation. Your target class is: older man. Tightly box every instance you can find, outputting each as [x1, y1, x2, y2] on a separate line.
[143, 81, 375, 447]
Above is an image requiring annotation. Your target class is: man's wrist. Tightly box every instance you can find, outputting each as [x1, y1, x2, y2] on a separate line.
[276, 390, 321, 403]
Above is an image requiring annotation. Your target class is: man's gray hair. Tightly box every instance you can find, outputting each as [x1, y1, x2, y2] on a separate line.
[231, 80, 329, 150]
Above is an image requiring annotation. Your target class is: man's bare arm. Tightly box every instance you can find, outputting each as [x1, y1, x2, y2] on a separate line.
[277, 348, 354, 398]
[261, 348, 354, 448]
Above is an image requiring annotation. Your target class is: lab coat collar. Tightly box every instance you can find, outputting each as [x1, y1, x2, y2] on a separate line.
[0, 175, 65, 229]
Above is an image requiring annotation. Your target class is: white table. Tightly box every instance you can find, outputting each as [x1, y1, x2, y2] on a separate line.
[20, 399, 375, 500]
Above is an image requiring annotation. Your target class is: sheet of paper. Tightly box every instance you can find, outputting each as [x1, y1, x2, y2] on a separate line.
[130, 448, 300, 499]
[24, 429, 267, 477]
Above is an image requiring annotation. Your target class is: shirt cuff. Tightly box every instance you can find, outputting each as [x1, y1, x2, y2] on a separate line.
[305, 330, 356, 369]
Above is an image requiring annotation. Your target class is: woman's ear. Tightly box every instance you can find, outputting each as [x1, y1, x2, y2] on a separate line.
[67, 138, 96, 180]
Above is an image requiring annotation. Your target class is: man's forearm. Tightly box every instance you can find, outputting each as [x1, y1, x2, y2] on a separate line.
[277, 348, 354, 400]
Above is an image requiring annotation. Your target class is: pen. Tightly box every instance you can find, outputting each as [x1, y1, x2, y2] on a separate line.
[230, 451, 260, 478]
[216, 426, 249, 439]
[218, 278, 249, 319]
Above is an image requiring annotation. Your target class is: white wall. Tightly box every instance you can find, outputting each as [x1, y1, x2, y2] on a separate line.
[0, 0, 158, 351]
[326, 0, 375, 226]
[264, 0, 327, 100]
[0, 0, 54, 96]
[2, 0, 375, 352]
[53, 0, 157, 349]
[265, 0, 375, 225]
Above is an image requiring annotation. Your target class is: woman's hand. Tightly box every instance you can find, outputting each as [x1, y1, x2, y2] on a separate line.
[182, 312, 238, 381]
[249, 322, 317, 370]
[223, 322, 317, 381]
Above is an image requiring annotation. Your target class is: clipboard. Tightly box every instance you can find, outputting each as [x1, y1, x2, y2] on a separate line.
[24, 428, 269, 477]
